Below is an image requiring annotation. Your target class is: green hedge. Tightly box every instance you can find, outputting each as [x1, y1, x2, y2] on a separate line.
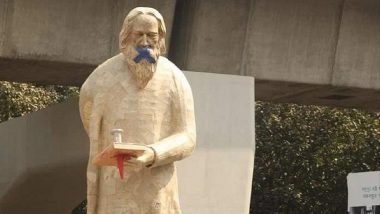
[0, 81, 78, 122]
[252, 101, 380, 213]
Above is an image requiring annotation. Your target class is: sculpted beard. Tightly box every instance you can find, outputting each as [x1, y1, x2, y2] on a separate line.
[124, 44, 161, 89]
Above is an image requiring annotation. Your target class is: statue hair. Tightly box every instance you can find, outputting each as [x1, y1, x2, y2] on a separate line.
[119, 7, 166, 55]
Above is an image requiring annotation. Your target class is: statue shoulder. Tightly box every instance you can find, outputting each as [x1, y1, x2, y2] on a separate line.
[157, 57, 191, 92]
[157, 56, 185, 78]
[81, 54, 125, 94]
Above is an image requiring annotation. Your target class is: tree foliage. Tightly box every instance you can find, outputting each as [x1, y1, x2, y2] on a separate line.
[0, 81, 78, 122]
[252, 101, 380, 213]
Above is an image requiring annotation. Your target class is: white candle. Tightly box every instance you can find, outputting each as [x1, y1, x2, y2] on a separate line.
[111, 129, 124, 144]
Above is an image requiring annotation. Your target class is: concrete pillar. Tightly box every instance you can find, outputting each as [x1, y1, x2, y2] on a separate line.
[169, 0, 251, 75]
[333, 0, 380, 89]
[244, 0, 344, 84]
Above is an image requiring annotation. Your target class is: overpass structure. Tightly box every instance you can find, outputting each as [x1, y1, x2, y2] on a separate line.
[0, 0, 379, 111]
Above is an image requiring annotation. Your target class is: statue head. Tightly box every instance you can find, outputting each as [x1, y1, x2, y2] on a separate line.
[119, 7, 166, 88]
[119, 7, 166, 55]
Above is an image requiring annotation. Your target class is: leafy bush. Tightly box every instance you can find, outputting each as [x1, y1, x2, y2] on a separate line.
[0, 81, 78, 122]
[252, 101, 380, 213]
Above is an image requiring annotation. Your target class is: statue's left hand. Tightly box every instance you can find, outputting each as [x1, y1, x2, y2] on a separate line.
[124, 147, 155, 171]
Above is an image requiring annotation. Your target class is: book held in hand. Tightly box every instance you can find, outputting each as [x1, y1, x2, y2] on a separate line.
[92, 143, 147, 166]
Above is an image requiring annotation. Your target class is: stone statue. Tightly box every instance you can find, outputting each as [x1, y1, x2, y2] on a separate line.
[79, 7, 196, 214]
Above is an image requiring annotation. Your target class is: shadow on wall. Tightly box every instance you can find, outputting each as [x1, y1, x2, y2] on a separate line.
[0, 160, 87, 214]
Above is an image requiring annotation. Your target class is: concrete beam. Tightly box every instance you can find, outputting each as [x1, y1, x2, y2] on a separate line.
[0, 0, 379, 111]
[1, 57, 379, 112]
[256, 80, 380, 112]
[0, 57, 95, 86]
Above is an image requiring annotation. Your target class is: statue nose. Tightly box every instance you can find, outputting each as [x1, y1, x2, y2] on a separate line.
[140, 35, 149, 47]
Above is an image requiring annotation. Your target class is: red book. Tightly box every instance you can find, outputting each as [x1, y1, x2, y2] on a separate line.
[92, 143, 147, 179]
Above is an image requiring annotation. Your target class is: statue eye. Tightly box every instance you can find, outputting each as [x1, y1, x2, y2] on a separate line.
[148, 33, 158, 40]
[133, 32, 144, 37]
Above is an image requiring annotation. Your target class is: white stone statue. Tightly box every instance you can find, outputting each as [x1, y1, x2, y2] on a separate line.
[79, 7, 196, 214]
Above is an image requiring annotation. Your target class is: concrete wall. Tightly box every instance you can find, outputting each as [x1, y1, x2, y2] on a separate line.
[178, 72, 255, 214]
[0, 99, 89, 213]
[0, 71, 255, 214]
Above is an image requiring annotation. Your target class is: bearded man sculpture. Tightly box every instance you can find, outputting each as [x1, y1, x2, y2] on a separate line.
[79, 7, 196, 214]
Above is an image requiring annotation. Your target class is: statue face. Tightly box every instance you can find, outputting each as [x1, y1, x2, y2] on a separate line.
[130, 14, 159, 48]
[122, 13, 162, 88]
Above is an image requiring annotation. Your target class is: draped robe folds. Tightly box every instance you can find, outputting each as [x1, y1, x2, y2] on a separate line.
[79, 53, 196, 214]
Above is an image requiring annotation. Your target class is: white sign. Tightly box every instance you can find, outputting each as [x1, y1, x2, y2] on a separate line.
[347, 171, 380, 211]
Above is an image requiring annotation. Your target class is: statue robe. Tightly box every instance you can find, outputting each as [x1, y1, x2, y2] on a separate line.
[79, 53, 196, 214]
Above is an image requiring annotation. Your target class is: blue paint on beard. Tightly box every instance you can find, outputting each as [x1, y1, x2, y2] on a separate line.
[133, 47, 156, 64]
